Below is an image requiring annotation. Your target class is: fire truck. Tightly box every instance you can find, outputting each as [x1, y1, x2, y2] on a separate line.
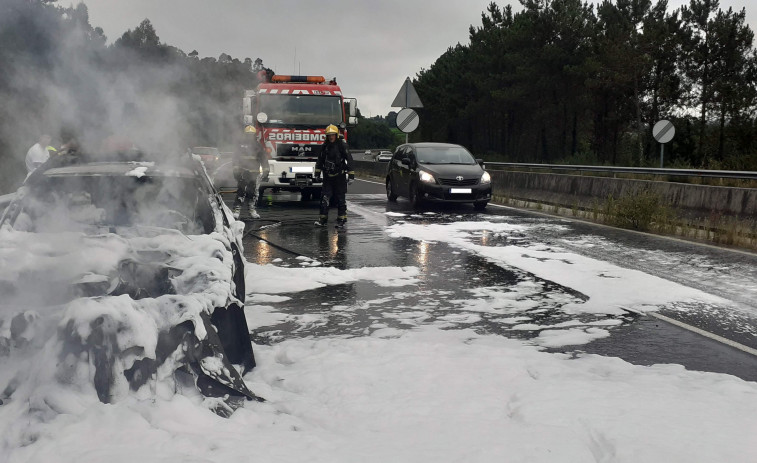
[242, 74, 358, 200]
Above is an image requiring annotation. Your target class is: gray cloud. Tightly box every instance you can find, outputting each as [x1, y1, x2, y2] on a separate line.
[80, 0, 497, 116]
[83, 0, 756, 117]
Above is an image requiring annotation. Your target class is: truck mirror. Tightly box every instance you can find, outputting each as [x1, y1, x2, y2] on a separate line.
[242, 97, 252, 116]
[345, 98, 358, 118]
[243, 115, 255, 125]
[348, 116, 358, 127]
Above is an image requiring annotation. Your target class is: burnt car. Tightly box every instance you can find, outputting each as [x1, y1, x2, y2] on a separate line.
[385, 143, 492, 210]
[0, 150, 260, 415]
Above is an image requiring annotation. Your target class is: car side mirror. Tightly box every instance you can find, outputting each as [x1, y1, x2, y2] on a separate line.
[476, 158, 485, 167]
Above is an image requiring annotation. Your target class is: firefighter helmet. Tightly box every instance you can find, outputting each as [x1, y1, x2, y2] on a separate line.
[325, 124, 339, 135]
[244, 125, 256, 133]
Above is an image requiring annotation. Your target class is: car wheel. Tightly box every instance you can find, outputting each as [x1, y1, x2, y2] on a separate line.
[474, 201, 488, 211]
[386, 178, 398, 202]
[409, 182, 423, 209]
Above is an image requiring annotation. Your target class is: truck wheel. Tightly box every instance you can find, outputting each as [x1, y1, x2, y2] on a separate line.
[386, 178, 398, 202]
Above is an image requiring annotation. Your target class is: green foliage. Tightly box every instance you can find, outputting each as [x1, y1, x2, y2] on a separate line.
[608, 189, 671, 232]
[348, 115, 397, 150]
[414, 0, 757, 169]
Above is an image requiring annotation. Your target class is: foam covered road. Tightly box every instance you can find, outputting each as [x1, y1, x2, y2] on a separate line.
[231, 179, 757, 382]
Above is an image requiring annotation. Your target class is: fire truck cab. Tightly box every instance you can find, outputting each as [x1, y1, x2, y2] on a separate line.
[242, 75, 358, 200]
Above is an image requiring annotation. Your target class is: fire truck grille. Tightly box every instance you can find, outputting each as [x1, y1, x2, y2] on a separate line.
[276, 144, 320, 158]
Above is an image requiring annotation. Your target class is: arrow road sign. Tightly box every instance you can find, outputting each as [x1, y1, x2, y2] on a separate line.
[396, 108, 419, 133]
[653, 120, 675, 144]
[392, 77, 424, 108]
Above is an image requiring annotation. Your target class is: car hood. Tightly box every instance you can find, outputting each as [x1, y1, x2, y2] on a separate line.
[417, 163, 483, 179]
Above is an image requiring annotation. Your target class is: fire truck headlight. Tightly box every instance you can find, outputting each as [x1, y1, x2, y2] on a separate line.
[256, 112, 268, 123]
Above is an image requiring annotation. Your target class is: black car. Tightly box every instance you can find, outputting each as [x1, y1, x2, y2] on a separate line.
[385, 143, 492, 210]
[0, 150, 260, 414]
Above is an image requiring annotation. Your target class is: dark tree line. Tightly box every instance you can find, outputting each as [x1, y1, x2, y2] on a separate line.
[347, 113, 404, 150]
[414, 0, 757, 169]
[0, 0, 263, 192]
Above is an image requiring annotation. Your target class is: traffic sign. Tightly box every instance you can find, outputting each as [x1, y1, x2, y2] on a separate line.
[392, 77, 424, 108]
[653, 120, 675, 144]
[396, 108, 419, 133]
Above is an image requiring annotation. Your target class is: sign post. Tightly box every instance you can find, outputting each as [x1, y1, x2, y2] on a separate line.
[392, 77, 424, 143]
[652, 119, 675, 168]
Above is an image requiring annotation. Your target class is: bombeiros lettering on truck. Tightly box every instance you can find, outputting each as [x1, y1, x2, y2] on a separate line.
[242, 73, 358, 201]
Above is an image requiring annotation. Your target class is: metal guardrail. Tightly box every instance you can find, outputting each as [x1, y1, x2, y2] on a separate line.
[484, 163, 757, 181]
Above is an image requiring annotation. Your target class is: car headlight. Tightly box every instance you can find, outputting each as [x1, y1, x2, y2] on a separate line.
[419, 171, 436, 184]
[480, 171, 491, 184]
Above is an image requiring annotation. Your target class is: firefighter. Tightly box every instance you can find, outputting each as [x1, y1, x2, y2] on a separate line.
[314, 124, 355, 228]
[25, 134, 52, 173]
[232, 125, 269, 219]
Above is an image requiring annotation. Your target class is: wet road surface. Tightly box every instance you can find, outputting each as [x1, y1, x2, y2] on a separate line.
[228, 179, 757, 382]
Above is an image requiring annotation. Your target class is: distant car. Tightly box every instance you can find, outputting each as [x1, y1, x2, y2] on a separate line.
[385, 142, 492, 210]
[0, 150, 259, 413]
[192, 146, 221, 171]
[376, 151, 393, 162]
[209, 157, 238, 191]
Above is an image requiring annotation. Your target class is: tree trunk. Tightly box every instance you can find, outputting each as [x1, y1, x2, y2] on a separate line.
[634, 73, 645, 166]
[698, 56, 709, 166]
[718, 101, 726, 161]
[571, 111, 578, 158]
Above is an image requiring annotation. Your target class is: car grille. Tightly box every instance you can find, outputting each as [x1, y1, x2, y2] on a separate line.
[438, 177, 479, 186]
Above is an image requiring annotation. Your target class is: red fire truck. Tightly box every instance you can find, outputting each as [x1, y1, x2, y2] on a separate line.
[242, 74, 358, 200]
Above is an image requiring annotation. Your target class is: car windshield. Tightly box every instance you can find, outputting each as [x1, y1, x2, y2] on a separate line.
[416, 146, 476, 165]
[12, 175, 214, 234]
[259, 94, 343, 127]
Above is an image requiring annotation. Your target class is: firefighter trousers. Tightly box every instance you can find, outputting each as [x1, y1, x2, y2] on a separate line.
[319, 174, 347, 222]
[234, 171, 262, 209]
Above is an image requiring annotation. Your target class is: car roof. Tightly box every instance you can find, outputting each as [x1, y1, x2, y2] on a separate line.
[41, 162, 199, 179]
[403, 142, 466, 149]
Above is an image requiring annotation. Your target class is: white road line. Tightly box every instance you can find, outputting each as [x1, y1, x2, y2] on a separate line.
[621, 306, 757, 358]
[648, 312, 757, 357]
[355, 178, 384, 186]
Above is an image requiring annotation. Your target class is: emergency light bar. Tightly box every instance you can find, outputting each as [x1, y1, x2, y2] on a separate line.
[271, 75, 326, 83]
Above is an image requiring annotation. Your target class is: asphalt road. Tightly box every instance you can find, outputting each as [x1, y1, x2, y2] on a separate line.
[227, 179, 757, 382]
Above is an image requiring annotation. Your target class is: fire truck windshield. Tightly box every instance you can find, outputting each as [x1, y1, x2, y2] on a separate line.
[259, 94, 343, 127]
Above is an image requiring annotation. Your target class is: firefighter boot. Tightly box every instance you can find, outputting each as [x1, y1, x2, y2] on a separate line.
[248, 204, 260, 219]
[314, 215, 328, 227]
[232, 205, 242, 220]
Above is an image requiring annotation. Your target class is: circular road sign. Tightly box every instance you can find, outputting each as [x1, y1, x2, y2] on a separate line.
[653, 119, 675, 144]
[396, 108, 419, 134]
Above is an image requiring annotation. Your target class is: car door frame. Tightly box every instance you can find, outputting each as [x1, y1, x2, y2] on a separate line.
[402, 146, 418, 197]
[390, 145, 407, 197]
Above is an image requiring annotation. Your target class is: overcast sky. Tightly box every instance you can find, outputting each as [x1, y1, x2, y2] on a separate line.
[82, 0, 756, 118]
